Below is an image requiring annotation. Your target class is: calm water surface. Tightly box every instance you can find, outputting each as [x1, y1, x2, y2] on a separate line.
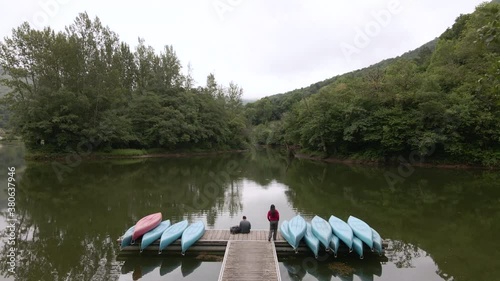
[0, 142, 499, 281]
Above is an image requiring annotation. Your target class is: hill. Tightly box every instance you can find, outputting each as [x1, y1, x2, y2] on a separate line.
[247, 2, 500, 166]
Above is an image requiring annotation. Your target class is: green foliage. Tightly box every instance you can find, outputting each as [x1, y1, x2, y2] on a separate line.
[0, 13, 248, 152]
[248, 2, 500, 166]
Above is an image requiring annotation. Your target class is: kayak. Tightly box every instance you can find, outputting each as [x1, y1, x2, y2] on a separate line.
[132, 212, 162, 241]
[347, 216, 373, 249]
[181, 221, 205, 255]
[140, 220, 171, 251]
[328, 215, 353, 251]
[288, 215, 306, 249]
[352, 236, 364, 259]
[311, 215, 333, 251]
[371, 227, 383, 255]
[329, 234, 340, 258]
[280, 220, 295, 249]
[304, 222, 320, 258]
[120, 225, 135, 249]
[159, 220, 189, 253]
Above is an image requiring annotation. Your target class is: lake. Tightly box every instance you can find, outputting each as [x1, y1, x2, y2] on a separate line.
[0, 142, 499, 281]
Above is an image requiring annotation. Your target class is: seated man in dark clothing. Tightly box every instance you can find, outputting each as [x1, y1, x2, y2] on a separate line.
[239, 216, 251, 234]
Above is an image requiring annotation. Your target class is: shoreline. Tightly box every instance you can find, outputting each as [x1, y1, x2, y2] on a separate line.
[293, 153, 497, 170]
[25, 149, 248, 161]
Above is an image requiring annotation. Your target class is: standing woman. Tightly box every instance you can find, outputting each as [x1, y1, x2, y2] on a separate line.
[267, 204, 280, 241]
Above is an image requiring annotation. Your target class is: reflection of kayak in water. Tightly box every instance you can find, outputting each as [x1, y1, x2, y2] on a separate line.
[160, 258, 182, 276]
[120, 258, 162, 280]
[283, 260, 306, 280]
[181, 258, 202, 277]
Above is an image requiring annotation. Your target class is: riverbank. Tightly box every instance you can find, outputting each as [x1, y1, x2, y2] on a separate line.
[293, 152, 498, 170]
[25, 148, 248, 161]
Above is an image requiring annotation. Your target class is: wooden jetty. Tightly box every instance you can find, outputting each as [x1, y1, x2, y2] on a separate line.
[217, 240, 281, 281]
[118, 229, 388, 257]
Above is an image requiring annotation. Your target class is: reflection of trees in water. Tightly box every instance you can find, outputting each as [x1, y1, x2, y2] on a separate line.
[224, 180, 243, 217]
[385, 240, 422, 269]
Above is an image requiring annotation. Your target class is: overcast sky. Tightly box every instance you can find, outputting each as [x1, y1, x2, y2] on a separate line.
[0, 0, 487, 99]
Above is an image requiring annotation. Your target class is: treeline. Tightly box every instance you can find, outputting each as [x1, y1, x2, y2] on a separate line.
[247, 2, 500, 166]
[0, 13, 247, 151]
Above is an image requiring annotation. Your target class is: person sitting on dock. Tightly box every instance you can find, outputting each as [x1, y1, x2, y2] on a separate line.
[239, 216, 251, 234]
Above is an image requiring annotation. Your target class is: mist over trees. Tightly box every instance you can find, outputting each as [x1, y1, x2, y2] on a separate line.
[0, 13, 247, 151]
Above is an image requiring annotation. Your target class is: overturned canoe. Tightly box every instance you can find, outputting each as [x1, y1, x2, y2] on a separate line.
[348, 216, 373, 249]
[181, 221, 205, 255]
[120, 225, 135, 249]
[304, 222, 320, 258]
[329, 234, 340, 258]
[280, 220, 295, 249]
[352, 236, 364, 259]
[159, 220, 189, 253]
[371, 227, 383, 255]
[311, 215, 333, 251]
[141, 220, 171, 251]
[132, 212, 162, 241]
[329, 215, 353, 251]
[288, 215, 306, 249]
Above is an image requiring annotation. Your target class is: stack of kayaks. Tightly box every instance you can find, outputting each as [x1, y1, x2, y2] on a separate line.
[279, 214, 383, 259]
[119, 213, 205, 255]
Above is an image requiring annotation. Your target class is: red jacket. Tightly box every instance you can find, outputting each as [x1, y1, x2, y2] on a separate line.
[267, 210, 280, 221]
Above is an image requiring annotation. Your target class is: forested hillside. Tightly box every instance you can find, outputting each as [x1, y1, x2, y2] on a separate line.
[248, 2, 500, 166]
[0, 67, 10, 129]
[0, 13, 247, 151]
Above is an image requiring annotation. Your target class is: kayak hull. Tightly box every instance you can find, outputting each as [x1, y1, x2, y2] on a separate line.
[328, 215, 353, 250]
[311, 216, 333, 251]
[329, 234, 340, 257]
[133, 212, 162, 241]
[288, 215, 306, 249]
[371, 227, 383, 255]
[181, 221, 205, 254]
[347, 216, 373, 249]
[159, 220, 189, 253]
[304, 222, 320, 258]
[120, 225, 135, 248]
[352, 237, 364, 259]
[141, 220, 171, 251]
[280, 220, 295, 249]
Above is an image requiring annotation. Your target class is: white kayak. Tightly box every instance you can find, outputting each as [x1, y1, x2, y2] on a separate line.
[280, 220, 296, 250]
[352, 236, 364, 259]
[371, 227, 383, 255]
[329, 234, 340, 258]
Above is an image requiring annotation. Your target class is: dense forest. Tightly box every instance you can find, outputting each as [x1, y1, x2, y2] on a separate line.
[0, 13, 247, 151]
[1, 3, 499, 166]
[246, 2, 500, 166]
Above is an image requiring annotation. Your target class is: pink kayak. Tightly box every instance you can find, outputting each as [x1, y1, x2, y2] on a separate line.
[132, 212, 162, 241]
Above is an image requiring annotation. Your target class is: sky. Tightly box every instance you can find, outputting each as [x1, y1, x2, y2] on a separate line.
[0, 0, 488, 99]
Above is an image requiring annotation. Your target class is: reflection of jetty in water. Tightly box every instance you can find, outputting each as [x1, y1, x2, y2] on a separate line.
[120, 257, 202, 280]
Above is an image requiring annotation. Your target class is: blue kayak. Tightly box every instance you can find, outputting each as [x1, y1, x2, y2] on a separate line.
[181, 221, 205, 255]
[159, 220, 189, 253]
[371, 227, 383, 255]
[120, 225, 135, 249]
[280, 220, 296, 249]
[288, 215, 306, 249]
[311, 215, 333, 251]
[329, 234, 340, 258]
[141, 220, 171, 251]
[347, 216, 373, 249]
[352, 237, 364, 259]
[328, 215, 353, 251]
[304, 222, 320, 258]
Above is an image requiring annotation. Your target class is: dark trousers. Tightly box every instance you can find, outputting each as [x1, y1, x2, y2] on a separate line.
[268, 221, 278, 241]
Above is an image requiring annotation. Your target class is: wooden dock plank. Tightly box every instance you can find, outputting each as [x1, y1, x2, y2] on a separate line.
[218, 241, 280, 281]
